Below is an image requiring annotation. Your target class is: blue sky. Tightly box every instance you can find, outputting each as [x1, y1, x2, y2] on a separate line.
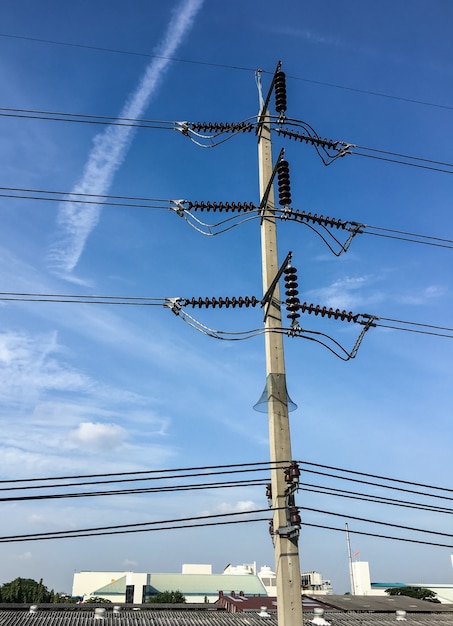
[0, 0, 452, 595]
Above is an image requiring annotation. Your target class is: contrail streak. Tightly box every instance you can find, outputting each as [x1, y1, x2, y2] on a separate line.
[48, 0, 204, 277]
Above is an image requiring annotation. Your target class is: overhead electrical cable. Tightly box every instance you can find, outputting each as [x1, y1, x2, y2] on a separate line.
[0, 478, 269, 502]
[300, 468, 453, 503]
[0, 508, 277, 543]
[299, 506, 453, 539]
[3, 460, 452, 497]
[0, 460, 284, 485]
[1, 107, 452, 175]
[0, 466, 278, 493]
[0, 32, 450, 111]
[0, 506, 452, 549]
[303, 523, 453, 550]
[1, 185, 452, 252]
[0, 291, 451, 341]
[301, 485, 453, 515]
[299, 460, 453, 494]
[0, 106, 174, 129]
[0, 32, 256, 72]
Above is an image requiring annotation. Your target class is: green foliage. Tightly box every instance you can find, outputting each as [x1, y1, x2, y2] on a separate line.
[84, 596, 112, 603]
[147, 590, 186, 604]
[386, 586, 440, 602]
[0, 578, 56, 603]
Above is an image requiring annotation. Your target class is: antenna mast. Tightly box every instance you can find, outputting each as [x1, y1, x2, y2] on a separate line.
[346, 523, 355, 595]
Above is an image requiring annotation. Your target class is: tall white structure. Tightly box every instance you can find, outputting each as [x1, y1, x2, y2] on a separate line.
[351, 561, 372, 595]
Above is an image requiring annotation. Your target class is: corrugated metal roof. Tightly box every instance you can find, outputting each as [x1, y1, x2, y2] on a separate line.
[314, 594, 453, 613]
[1, 608, 453, 626]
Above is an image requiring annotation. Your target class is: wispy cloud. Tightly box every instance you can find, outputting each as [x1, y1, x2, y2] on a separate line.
[308, 275, 376, 310]
[69, 421, 128, 451]
[397, 284, 447, 306]
[47, 0, 204, 277]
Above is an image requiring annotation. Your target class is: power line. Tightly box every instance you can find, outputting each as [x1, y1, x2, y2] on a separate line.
[299, 460, 453, 494]
[0, 32, 450, 112]
[0, 460, 282, 485]
[2, 460, 452, 513]
[2, 459, 452, 501]
[351, 150, 453, 175]
[303, 523, 453, 550]
[1, 291, 451, 341]
[0, 478, 269, 502]
[361, 227, 453, 250]
[1, 107, 452, 175]
[0, 32, 256, 72]
[300, 468, 453, 503]
[2, 186, 452, 252]
[301, 484, 453, 515]
[300, 506, 453, 539]
[0, 508, 275, 543]
[2, 187, 452, 252]
[0, 506, 451, 549]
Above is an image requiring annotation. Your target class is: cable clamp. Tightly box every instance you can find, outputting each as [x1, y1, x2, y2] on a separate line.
[338, 142, 355, 157]
[275, 525, 300, 539]
[175, 121, 189, 136]
[170, 200, 186, 216]
[164, 298, 183, 315]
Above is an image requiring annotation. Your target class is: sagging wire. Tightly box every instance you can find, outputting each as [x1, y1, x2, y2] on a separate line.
[169, 200, 260, 236]
[273, 116, 353, 165]
[164, 297, 375, 359]
[171, 200, 364, 255]
[276, 207, 364, 255]
[174, 200, 452, 254]
[175, 117, 256, 148]
[163, 301, 266, 341]
[175, 114, 350, 166]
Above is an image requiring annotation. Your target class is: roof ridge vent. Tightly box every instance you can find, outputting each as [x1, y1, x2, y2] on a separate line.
[311, 607, 331, 625]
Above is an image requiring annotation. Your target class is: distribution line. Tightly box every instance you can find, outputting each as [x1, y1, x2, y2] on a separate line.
[0, 32, 451, 111]
[2, 460, 451, 497]
[0, 507, 451, 549]
[299, 460, 453, 493]
[0, 291, 451, 341]
[2, 185, 453, 252]
[1, 108, 452, 174]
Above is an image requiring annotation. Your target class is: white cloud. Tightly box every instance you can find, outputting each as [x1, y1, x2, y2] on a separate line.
[398, 284, 447, 305]
[308, 275, 371, 310]
[47, 0, 205, 276]
[17, 551, 33, 560]
[216, 500, 257, 514]
[0, 331, 90, 404]
[69, 421, 128, 451]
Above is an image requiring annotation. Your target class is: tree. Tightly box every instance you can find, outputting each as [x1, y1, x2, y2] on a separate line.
[386, 586, 440, 603]
[0, 578, 54, 603]
[148, 590, 186, 604]
[84, 596, 112, 603]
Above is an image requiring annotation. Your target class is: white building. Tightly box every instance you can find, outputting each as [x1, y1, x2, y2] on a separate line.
[72, 564, 268, 604]
[72, 563, 332, 604]
[349, 560, 453, 604]
[301, 571, 332, 595]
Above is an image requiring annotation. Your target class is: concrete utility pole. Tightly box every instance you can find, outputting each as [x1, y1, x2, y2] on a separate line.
[258, 109, 303, 626]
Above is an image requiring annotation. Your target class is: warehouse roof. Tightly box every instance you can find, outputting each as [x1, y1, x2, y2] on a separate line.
[1, 606, 453, 626]
[314, 594, 453, 613]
